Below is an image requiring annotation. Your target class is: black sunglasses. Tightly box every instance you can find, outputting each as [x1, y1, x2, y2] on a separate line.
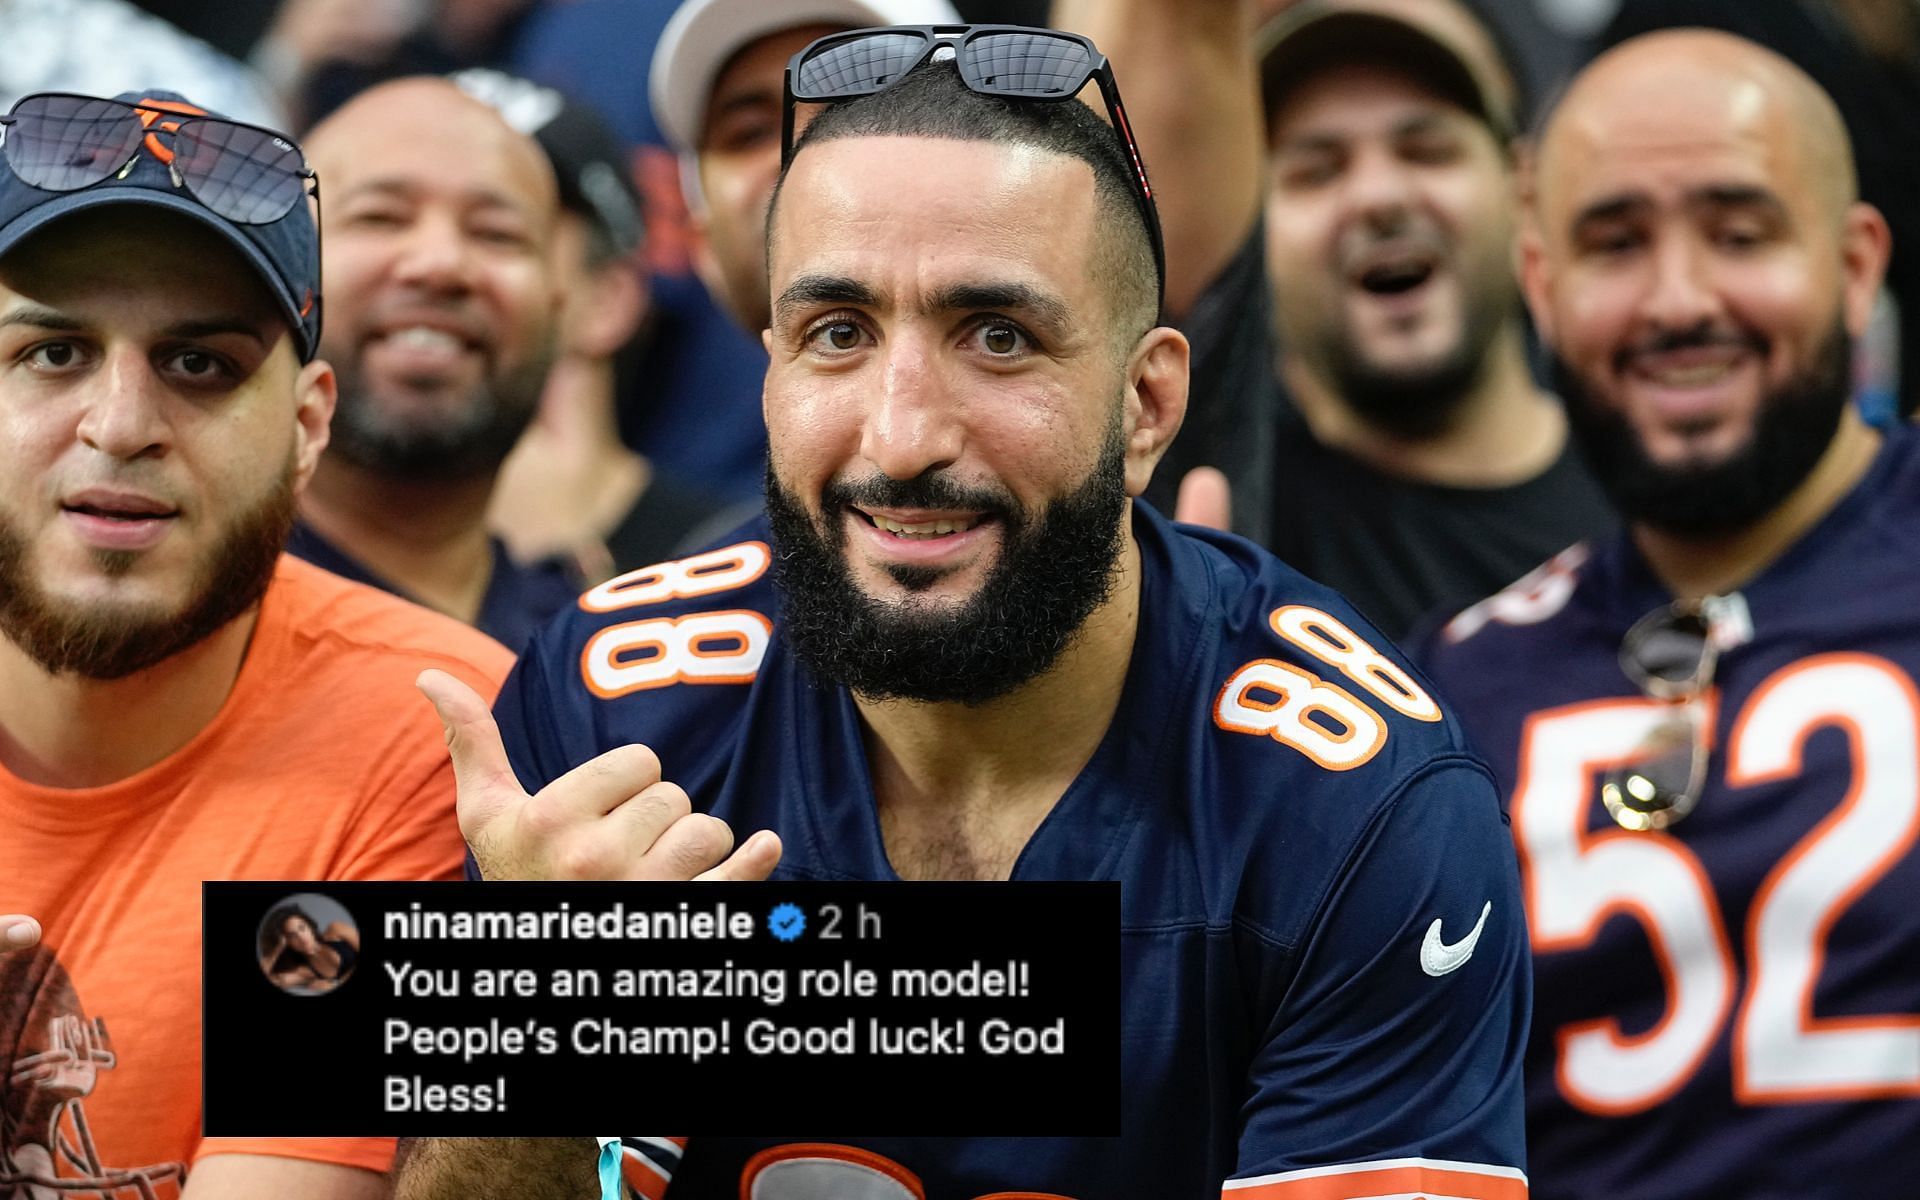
[1599, 598, 1730, 830]
[781, 25, 1167, 309]
[0, 92, 318, 225]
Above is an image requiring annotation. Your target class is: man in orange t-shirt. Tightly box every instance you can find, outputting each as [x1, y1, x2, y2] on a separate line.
[0, 90, 511, 1199]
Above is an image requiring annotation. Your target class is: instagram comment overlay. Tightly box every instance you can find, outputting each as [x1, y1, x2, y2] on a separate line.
[203, 882, 1118, 1133]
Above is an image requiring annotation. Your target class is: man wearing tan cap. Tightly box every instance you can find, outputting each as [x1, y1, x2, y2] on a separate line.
[1060, 0, 1614, 639]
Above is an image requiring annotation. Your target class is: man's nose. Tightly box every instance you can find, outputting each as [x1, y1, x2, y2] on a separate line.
[387, 212, 479, 295]
[858, 336, 965, 481]
[74, 348, 171, 461]
[1342, 145, 1420, 234]
[1639, 232, 1727, 333]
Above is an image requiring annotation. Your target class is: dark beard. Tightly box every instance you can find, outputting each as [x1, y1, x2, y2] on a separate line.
[1552, 318, 1854, 538]
[1327, 329, 1487, 438]
[1313, 270, 1514, 439]
[765, 424, 1130, 707]
[324, 352, 548, 483]
[0, 456, 297, 679]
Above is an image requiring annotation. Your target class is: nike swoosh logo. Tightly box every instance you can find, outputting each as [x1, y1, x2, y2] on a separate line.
[1420, 900, 1493, 977]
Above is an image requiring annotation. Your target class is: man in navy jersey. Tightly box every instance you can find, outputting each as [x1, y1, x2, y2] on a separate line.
[1418, 29, 1911, 1200]
[401, 31, 1529, 1200]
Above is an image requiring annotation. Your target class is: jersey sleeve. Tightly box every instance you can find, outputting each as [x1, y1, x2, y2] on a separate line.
[493, 629, 578, 796]
[1227, 759, 1530, 1199]
[612, 1136, 688, 1200]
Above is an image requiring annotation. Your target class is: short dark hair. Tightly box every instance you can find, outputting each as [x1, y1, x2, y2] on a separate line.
[768, 60, 1160, 345]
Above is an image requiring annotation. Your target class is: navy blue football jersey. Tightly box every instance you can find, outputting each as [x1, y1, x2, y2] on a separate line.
[1419, 427, 1920, 1200]
[495, 502, 1529, 1200]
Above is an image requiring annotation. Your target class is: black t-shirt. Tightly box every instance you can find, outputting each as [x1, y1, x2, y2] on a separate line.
[286, 522, 578, 655]
[1268, 411, 1612, 638]
[1179, 225, 1615, 639]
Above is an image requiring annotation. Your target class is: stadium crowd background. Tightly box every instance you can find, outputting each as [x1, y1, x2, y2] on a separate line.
[14, 0, 1909, 563]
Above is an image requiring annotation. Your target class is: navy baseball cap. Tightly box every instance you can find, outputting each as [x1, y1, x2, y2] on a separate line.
[0, 90, 322, 361]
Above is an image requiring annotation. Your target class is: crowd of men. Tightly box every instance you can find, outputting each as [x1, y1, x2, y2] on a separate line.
[2, 1, 1918, 1198]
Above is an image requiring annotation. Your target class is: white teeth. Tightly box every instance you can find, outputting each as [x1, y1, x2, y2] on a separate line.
[1647, 363, 1734, 387]
[873, 515, 978, 538]
[388, 326, 465, 352]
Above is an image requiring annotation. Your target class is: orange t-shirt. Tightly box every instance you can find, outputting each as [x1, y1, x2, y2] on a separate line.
[0, 555, 514, 1192]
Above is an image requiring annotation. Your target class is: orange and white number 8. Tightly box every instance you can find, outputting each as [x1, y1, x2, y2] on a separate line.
[1213, 606, 1439, 770]
[583, 610, 772, 699]
[1269, 606, 1442, 722]
[579, 541, 770, 613]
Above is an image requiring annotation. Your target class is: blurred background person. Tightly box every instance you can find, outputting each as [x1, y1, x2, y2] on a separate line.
[287, 77, 576, 650]
[638, 0, 966, 500]
[453, 68, 744, 580]
[508, 0, 1056, 510]
[1058, 0, 1614, 638]
[1591, 0, 1920, 423]
[1420, 29, 1917, 1200]
[251, 0, 538, 126]
[0, 0, 281, 122]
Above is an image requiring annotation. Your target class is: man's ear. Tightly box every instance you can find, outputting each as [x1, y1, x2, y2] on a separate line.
[1122, 326, 1190, 498]
[1516, 218, 1556, 348]
[1840, 201, 1893, 338]
[291, 355, 336, 490]
[1513, 145, 1557, 346]
[574, 259, 650, 359]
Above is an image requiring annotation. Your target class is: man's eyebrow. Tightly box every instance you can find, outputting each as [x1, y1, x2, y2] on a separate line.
[772, 275, 881, 322]
[339, 177, 532, 214]
[1274, 131, 1344, 157]
[163, 317, 272, 344]
[1570, 193, 1649, 233]
[709, 89, 778, 120]
[0, 307, 271, 343]
[336, 178, 416, 202]
[927, 282, 1071, 331]
[0, 305, 82, 333]
[1393, 111, 1457, 139]
[1691, 184, 1789, 219]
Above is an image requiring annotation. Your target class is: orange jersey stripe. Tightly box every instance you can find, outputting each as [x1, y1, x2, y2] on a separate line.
[621, 1148, 671, 1200]
[1225, 1158, 1528, 1200]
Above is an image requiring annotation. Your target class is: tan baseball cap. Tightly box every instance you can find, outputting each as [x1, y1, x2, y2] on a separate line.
[1258, 0, 1519, 140]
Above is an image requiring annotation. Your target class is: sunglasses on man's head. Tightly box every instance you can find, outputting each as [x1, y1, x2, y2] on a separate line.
[1600, 598, 1731, 831]
[780, 25, 1166, 307]
[0, 92, 317, 225]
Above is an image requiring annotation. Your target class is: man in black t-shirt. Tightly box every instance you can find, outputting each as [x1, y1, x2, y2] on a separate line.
[1059, 0, 1614, 638]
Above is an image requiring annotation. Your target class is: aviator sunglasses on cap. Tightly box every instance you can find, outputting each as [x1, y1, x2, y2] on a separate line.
[0, 92, 317, 225]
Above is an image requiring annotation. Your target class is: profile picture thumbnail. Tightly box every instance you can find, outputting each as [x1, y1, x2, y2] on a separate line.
[257, 893, 359, 996]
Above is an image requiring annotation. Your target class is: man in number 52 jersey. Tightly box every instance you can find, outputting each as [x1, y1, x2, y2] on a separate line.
[1419, 29, 1915, 1200]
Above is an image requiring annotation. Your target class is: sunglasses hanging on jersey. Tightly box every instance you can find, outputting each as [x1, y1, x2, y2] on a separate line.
[1600, 598, 1739, 830]
[780, 24, 1166, 307]
[0, 92, 317, 225]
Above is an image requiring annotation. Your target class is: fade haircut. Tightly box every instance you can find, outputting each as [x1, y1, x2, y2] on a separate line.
[766, 59, 1161, 348]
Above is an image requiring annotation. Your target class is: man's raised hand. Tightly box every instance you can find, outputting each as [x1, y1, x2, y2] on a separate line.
[416, 670, 781, 881]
